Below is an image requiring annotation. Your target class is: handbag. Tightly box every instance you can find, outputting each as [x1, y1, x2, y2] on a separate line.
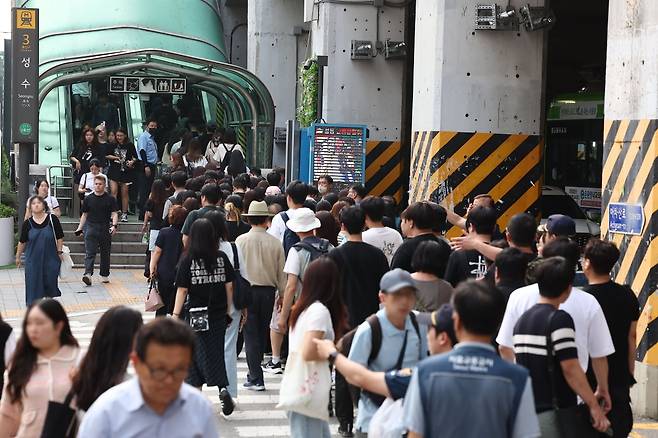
[276, 351, 331, 421]
[40, 389, 77, 438]
[49, 215, 74, 278]
[537, 310, 600, 438]
[144, 280, 164, 312]
[230, 243, 253, 310]
[189, 306, 210, 332]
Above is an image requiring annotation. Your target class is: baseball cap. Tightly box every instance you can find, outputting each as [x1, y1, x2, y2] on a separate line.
[416, 304, 458, 345]
[545, 214, 576, 236]
[380, 269, 417, 294]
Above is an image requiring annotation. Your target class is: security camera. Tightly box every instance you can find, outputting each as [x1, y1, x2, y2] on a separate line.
[303, 59, 314, 70]
[519, 5, 556, 31]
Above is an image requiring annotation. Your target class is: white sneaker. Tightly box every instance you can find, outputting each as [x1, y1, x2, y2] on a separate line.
[120, 213, 128, 222]
[101, 276, 110, 284]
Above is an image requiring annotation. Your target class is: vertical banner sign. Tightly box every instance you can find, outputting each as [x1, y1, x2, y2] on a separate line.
[11, 8, 39, 144]
[310, 124, 367, 186]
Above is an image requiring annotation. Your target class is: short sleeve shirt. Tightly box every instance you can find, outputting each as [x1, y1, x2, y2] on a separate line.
[513, 304, 579, 411]
[19, 214, 64, 243]
[289, 302, 335, 353]
[81, 192, 119, 224]
[175, 253, 235, 317]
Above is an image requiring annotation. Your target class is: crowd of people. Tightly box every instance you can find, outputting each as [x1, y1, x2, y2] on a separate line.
[8, 144, 641, 437]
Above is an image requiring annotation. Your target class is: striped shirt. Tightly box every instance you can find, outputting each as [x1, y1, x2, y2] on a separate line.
[513, 303, 578, 412]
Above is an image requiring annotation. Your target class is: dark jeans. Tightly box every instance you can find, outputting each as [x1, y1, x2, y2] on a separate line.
[84, 222, 111, 277]
[137, 164, 155, 219]
[335, 370, 354, 425]
[244, 285, 275, 385]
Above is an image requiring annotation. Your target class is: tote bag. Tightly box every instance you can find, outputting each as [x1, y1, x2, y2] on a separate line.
[49, 215, 74, 278]
[276, 351, 331, 421]
[369, 398, 406, 438]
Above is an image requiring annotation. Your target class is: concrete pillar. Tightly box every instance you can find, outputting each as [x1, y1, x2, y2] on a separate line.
[307, 1, 406, 200]
[603, 0, 658, 418]
[219, 0, 248, 68]
[410, 0, 545, 237]
[247, 0, 304, 166]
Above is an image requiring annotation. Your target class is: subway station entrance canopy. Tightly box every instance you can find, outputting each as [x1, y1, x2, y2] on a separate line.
[30, 0, 274, 165]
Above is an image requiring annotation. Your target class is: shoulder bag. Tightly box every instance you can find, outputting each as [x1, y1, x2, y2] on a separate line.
[536, 310, 602, 438]
[230, 243, 253, 310]
[40, 389, 77, 438]
[144, 279, 164, 312]
[276, 351, 331, 421]
[50, 215, 74, 278]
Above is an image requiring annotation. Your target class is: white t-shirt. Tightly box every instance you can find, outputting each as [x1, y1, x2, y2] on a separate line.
[289, 301, 334, 353]
[362, 227, 403, 265]
[80, 172, 108, 196]
[268, 207, 302, 242]
[26, 195, 59, 212]
[213, 143, 245, 165]
[496, 283, 615, 371]
[183, 155, 208, 169]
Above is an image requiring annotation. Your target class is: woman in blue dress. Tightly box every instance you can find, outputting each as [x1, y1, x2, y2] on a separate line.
[15, 196, 64, 305]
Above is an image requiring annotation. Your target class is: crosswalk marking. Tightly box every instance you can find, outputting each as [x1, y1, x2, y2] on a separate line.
[10, 310, 339, 437]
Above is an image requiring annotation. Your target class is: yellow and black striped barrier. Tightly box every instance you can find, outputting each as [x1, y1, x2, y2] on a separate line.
[215, 102, 226, 129]
[601, 119, 658, 365]
[365, 140, 402, 203]
[409, 131, 542, 238]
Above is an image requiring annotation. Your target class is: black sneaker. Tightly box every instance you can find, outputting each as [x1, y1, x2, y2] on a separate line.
[262, 360, 283, 374]
[338, 422, 354, 437]
[82, 274, 92, 286]
[219, 388, 235, 416]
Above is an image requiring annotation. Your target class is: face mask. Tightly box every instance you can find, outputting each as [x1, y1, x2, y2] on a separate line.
[318, 185, 328, 195]
[148, 128, 156, 134]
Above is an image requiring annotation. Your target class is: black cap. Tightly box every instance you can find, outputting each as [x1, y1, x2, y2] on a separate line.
[416, 304, 457, 345]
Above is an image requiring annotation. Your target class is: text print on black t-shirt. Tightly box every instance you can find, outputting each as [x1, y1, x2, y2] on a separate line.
[469, 255, 488, 279]
[191, 258, 227, 285]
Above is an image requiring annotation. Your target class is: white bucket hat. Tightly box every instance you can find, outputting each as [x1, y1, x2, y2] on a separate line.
[286, 208, 321, 233]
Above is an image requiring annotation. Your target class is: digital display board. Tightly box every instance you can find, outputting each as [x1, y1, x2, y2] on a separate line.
[310, 124, 366, 185]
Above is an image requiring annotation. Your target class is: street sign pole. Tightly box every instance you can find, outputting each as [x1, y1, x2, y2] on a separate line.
[10, 8, 39, 221]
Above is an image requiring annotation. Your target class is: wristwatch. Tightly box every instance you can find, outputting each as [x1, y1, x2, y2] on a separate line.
[328, 351, 339, 366]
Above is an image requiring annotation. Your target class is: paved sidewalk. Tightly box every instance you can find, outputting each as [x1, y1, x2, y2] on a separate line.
[0, 267, 147, 318]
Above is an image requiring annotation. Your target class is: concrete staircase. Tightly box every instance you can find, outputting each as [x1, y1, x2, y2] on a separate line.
[60, 219, 148, 269]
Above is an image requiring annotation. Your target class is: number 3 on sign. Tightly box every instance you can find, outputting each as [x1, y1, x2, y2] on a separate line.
[22, 34, 29, 47]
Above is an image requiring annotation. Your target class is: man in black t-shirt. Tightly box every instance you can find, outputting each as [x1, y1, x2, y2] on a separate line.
[494, 247, 528, 301]
[328, 205, 389, 436]
[391, 201, 447, 272]
[513, 257, 610, 433]
[444, 206, 496, 287]
[583, 239, 640, 438]
[75, 175, 119, 286]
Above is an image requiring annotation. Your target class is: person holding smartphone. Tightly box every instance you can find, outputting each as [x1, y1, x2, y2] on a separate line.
[74, 175, 119, 287]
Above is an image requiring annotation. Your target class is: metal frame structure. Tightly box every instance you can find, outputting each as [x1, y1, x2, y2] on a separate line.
[37, 49, 275, 167]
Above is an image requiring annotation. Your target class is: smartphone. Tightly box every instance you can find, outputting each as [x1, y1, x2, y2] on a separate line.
[74, 229, 83, 236]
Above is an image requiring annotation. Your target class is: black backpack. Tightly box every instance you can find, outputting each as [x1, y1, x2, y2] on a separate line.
[227, 149, 247, 177]
[281, 212, 301, 257]
[292, 239, 331, 261]
[219, 143, 236, 172]
[337, 312, 420, 407]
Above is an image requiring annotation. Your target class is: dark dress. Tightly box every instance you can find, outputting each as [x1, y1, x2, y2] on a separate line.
[106, 142, 138, 184]
[176, 253, 235, 389]
[19, 215, 63, 304]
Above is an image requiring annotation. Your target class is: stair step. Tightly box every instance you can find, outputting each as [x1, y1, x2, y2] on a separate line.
[63, 230, 147, 243]
[70, 252, 147, 267]
[65, 241, 148, 253]
[59, 220, 144, 232]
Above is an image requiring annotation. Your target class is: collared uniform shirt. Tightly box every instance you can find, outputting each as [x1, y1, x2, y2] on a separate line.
[137, 131, 158, 165]
[0, 345, 81, 438]
[77, 378, 218, 438]
[403, 342, 540, 438]
[497, 283, 615, 371]
[236, 227, 287, 292]
[348, 309, 428, 433]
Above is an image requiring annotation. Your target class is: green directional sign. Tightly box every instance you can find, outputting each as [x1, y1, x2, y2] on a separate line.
[19, 123, 32, 135]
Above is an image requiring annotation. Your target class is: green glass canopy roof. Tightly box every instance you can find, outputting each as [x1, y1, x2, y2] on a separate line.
[24, 0, 274, 165]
